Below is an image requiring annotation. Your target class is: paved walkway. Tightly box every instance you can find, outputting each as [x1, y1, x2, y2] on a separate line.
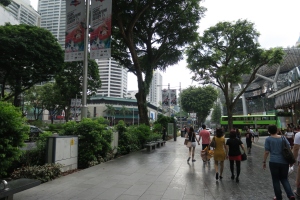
[14, 136, 297, 200]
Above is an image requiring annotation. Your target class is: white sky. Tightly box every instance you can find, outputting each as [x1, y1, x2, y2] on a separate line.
[31, 0, 300, 91]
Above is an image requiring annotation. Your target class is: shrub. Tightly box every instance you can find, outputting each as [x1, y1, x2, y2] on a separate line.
[11, 163, 63, 183]
[61, 117, 112, 169]
[150, 133, 162, 141]
[8, 131, 53, 176]
[152, 123, 162, 134]
[0, 101, 28, 178]
[118, 131, 140, 155]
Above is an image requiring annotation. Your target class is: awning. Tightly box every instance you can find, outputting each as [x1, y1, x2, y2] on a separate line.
[268, 82, 300, 108]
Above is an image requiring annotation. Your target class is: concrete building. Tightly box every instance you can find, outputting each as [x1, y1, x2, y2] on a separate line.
[0, 5, 19, 25]
[96, 58, 128, 98]
[87, 96, 161, 125]
[1, 0, 40, 26]
[38, 0, 66, 48]
[148, 71, 163, 106]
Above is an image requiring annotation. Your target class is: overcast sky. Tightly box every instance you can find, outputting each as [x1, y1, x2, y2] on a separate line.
[31, 0, 300, 91]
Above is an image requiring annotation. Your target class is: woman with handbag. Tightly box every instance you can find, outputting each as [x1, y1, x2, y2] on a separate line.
[186, 127, 200, 162]
[213, 128, 227, 180]
[226, 130, 246, 183]
[263, 124, 295, 200]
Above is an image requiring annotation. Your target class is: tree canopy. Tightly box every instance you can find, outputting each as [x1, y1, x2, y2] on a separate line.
[112, 0, 206, 125]
[0, 0, 11, 6]
[186, 19, 284, 130]
[180, 86, 218, 124]
[55, 59, 101, 122]
[0, 24, 64, 106]
[211, 102, 222, 127]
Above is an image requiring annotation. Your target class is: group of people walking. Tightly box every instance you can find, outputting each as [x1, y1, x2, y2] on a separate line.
[185, 124, 299, 200]
[185, 125, 246, 182]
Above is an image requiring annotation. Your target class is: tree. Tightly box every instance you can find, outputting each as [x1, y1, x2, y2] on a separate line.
[40, 83, 63, 124]
[0, 0, 11, 6]
[104, 105, 116, 126]
[0, 101, 28, 177]
[0, 24, 64, 106]
[180, 86, 218, 124]
[112, 0, 206, 125]
[119, 106, 130, 121]
[211, 102, 222, 127]
[54, 59, 101, 122]
[186, 19, 284, 130]
[23, 86, 45, 120]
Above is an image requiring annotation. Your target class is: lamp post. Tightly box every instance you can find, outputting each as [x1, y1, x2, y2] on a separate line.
[81, 0, 90, 119]
[132, 105, 134, 125]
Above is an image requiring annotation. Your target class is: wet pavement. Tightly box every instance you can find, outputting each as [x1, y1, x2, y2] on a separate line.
[14, 136, 297, 200]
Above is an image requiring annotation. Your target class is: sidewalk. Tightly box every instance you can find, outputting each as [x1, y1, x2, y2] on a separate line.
[14, 136, 297, 200]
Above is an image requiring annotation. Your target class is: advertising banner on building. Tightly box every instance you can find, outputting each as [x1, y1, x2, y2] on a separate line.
[162, 89, 177, 108]
[90, 0, 112, 59]
[150, 111, 155, 120]
[170, 89, 177, 106]
[162, 89, 169, 107]
[65, 0, 85, 62]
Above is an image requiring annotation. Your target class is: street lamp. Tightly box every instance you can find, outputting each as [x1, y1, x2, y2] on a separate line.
[132, 105, 134, 125]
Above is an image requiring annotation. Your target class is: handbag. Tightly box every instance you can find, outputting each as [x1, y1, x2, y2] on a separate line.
[201, 146, 214, 161]
[186, 141, 192, 148]
[184, 139, 188, 145]
[241, 152, 247, 161]
[210, 137, 216, 148]
[281, 136, 296, 164]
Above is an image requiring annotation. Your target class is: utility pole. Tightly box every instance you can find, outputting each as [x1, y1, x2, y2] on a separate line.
[179, 82, 182, 130]
[168, 83, 171, 117]
[81, 0, 90, 119]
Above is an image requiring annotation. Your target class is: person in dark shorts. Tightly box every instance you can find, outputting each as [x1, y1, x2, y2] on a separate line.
[245, 128, 254, 154]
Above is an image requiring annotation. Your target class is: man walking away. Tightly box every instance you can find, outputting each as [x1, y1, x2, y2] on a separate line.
[199, 124, 211, 162]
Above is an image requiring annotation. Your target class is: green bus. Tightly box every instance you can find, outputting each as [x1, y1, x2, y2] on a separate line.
[220, 115, 281, 132]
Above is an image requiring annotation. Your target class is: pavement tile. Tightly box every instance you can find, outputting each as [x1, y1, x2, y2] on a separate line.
[12, 136, 298, 200]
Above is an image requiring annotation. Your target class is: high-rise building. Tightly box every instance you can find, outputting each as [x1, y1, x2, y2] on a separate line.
[38, 0, 66, 48]
[96, 58, 128, 98]
[7, 0, 41, 26]
[148, 71, 163, 106]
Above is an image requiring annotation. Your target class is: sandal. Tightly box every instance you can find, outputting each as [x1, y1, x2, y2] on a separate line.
[294, 190, 300, 197]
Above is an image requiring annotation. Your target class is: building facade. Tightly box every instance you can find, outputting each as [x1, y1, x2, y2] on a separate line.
[96, 58, 128, 98]
[6, 0, 40, 26]
[148, 71, 163, 106]
[38, 0, 66, 48]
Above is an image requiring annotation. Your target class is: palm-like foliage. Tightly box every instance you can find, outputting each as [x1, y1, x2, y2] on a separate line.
[119, 106, 130, 121]
[104, 105, 116, 125]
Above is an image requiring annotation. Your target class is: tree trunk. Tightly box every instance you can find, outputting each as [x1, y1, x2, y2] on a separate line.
[135, 91, 149, 126]
[227, 105, 233, 131]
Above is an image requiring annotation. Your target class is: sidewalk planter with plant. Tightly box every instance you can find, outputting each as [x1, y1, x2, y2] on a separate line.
[61, 117, 113, 169]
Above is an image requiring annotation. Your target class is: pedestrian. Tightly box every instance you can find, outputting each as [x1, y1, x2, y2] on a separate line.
[162, 127, 167, 141]
[263, 124, 295, 200]
[293, 131, 300, 197]
[245, 128, 254, 154]
[254, 128, 259, 143]
[285, 127, 295, 150]
[213, 128, 227, 180]
[199, 124, 211, 163]
[236, 128, 241, 140]
[183, 126, 188, 135]
[186, 127, 200, 162]
[226, 130, 245, 183]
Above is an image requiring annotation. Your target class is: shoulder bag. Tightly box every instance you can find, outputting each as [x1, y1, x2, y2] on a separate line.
[241, 152, 247, 161]
[210, 136, 216, 148]
[281, 136, 295, 165]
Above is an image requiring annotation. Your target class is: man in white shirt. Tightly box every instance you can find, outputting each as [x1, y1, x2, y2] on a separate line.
[293, 132, 300, 197]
